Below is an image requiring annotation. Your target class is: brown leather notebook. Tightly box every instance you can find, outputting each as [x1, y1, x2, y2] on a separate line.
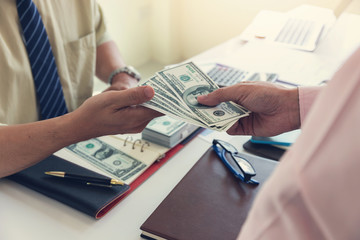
[140, 147, 278, 240]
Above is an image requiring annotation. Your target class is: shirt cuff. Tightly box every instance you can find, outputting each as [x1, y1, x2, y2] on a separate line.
[298, 86, 323, 124]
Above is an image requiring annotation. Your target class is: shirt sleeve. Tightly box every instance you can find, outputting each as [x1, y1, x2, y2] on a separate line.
[238, 47, 360, 240]
[94, 3, 112, 46]
[298, 86, 322, 124]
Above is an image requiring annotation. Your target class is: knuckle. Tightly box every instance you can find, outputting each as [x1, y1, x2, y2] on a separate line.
[127, 89, 140, 103]
[127, 87, 146, 105]
[213, 87, 225, 97]
[211, 88, 226, 101]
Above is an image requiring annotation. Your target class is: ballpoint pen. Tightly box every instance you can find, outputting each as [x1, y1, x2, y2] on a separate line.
[44, 171, 124, 187]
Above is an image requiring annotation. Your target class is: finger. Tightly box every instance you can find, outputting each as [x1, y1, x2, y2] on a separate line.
[227, 116, 255, 136]
[103, 85, 128, 92]
[117, 106, 163, 122]
[110, 86, 155, 108]
[197, 86, 240, 106]
[227, 122, 245, 135]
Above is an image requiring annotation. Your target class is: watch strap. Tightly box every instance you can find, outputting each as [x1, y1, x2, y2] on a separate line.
[107, 66, 141, 85]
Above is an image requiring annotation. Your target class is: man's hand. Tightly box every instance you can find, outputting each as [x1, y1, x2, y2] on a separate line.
[68, 85, 162, 141]
[197, 82, 300, 136]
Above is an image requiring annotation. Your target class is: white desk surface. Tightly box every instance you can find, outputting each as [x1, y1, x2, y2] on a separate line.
[1, 9, 360, 240]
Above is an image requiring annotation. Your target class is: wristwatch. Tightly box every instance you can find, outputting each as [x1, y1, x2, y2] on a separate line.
[107, 66, 141, 85]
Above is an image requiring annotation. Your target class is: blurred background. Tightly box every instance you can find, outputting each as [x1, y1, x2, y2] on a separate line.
[94, 0, 359, 91]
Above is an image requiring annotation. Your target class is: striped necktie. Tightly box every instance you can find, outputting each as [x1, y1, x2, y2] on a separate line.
[17, 0, 68, 120]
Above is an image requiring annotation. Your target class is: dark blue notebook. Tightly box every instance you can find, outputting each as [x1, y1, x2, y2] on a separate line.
[7, 155, 130, 219]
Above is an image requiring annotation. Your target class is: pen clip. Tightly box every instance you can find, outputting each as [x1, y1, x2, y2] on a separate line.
[86, 182, 112, 188]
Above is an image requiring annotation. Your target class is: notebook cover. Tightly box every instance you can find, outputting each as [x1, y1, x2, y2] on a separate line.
[5, 146, 184, 219]
[140, 147, 278, 240]
[243, 140, 285, 161]
[6, 155, 130, 219]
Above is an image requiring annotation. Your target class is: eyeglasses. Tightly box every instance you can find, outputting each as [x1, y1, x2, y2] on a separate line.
[212, 139, 259, 185]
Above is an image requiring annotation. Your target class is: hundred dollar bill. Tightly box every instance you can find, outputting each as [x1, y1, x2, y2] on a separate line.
[66, 138, 147, 184]
[141, 77, 192, 117]
[147, 76, 232, 127]
[148, 74, 184, 104]
[141, 77, 208, 127]
[143, 99, 210, 129]
[149, 76, 189, 111]
[142, 89, 203, 126]
[142, 92, 227, 131]
[157, 62, 248, 127]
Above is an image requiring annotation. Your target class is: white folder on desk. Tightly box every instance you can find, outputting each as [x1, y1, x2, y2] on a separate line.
[240, 5, 336, 52]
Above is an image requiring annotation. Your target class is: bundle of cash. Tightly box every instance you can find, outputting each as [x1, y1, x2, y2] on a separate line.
[139, 62, 250, 131]
[142, 115, 199, 148]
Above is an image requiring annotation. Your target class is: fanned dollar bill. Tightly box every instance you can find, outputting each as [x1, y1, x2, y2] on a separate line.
[141, 62, 250, 131]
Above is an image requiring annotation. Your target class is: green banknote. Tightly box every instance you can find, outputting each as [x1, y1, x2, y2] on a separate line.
[66, 138, 147, 182]
[157, 62, 248, 126]
[141, 77, 207, 127]
[140, 62, 249, 131]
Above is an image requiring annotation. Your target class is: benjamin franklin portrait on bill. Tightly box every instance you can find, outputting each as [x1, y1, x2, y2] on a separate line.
[183, 85, 212, 109]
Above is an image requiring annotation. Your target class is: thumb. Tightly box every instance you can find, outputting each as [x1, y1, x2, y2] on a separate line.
[111, 86, 155, 108]
[197, 88, 233, 106]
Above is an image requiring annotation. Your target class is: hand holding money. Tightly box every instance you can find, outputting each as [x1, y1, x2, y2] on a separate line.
[139, 62, 250, 131]
[198, 81, 301, 136]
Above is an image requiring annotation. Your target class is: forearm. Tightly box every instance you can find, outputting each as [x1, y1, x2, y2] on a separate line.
[95, 41, 138, 89]
[0, 114, 83, 178]
[95, 41, 126, 83]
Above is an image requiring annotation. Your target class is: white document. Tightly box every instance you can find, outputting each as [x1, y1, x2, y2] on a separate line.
[240, 5, 336, 52]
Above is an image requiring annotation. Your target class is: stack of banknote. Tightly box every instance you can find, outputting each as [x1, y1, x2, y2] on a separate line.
[142, 115, 199, 148]
[140, 62, 250, 131]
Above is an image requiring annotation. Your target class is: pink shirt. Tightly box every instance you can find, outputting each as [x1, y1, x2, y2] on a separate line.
[238, 47, 360, 240]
